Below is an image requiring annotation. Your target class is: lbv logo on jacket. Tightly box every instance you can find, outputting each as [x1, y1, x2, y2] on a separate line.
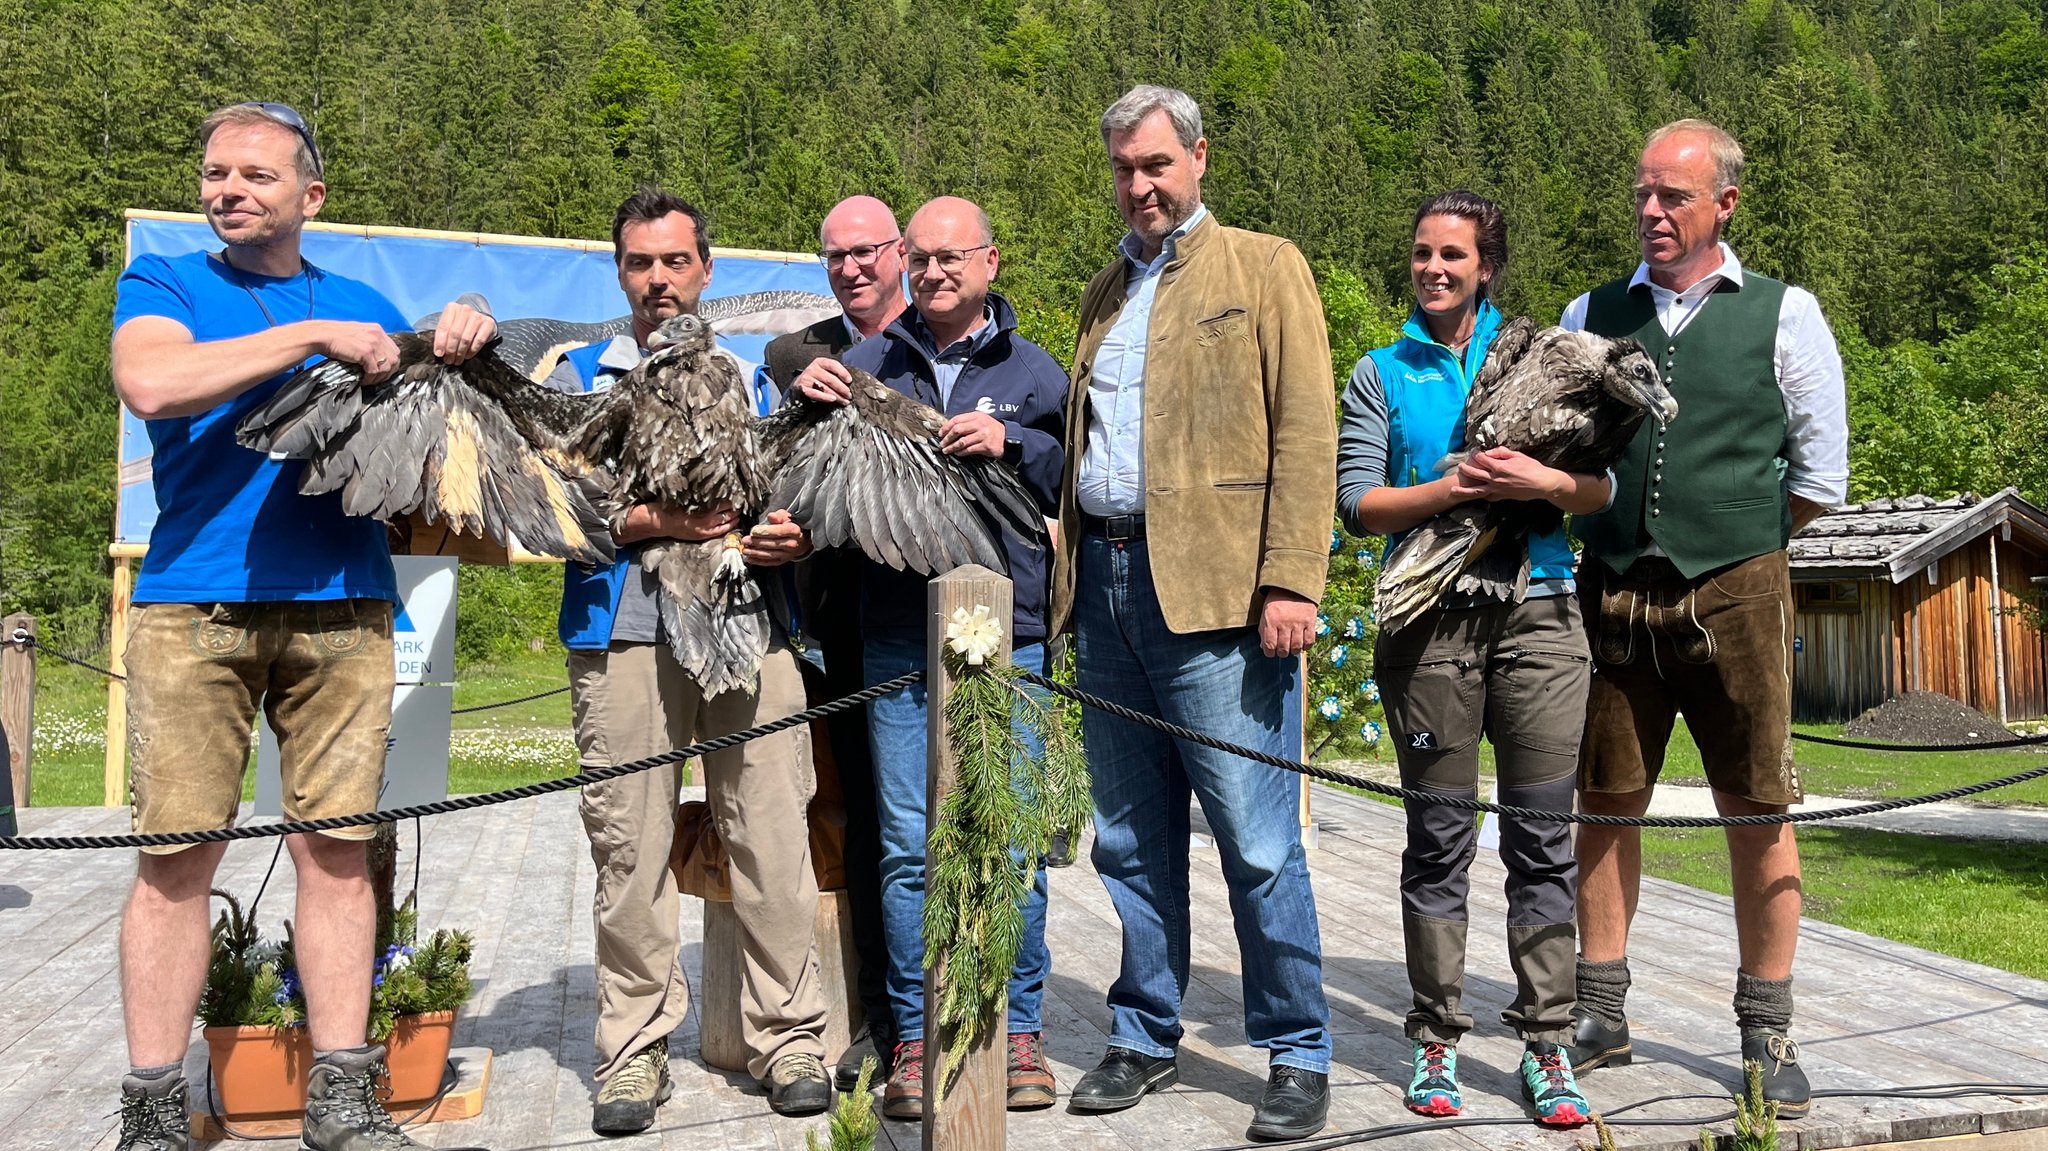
[975, 396, 1022, 416]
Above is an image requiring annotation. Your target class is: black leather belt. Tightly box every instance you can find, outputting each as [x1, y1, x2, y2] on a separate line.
[1082, 512, 1147, 541]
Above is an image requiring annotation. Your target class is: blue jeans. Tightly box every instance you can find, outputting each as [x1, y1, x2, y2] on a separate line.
[1074, 536, 1332, 1071]
[864, 635, 1050, 1043]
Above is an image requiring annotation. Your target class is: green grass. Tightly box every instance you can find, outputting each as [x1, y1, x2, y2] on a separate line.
[24, 649, 586, 806]
[1641, 825, 2048, 981]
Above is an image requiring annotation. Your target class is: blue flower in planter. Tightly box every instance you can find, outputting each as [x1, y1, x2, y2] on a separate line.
[1341, 616, 1365, 639]
[1329, 645, 1349, 668]
[276, 967, 302, 1006]
[1315, 612, 1331, 637]
[1316, 696, 1343, 722]
[1360, 721, 1383, 746]
[1359, 678, 1380, 702]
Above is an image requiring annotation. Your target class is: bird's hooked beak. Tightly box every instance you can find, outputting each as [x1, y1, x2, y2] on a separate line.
[647, 314, 706, 351]
[1615, 348, 1679, 427]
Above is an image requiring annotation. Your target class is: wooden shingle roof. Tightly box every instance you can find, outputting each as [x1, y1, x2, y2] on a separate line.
[1789, 487, 2048, 581]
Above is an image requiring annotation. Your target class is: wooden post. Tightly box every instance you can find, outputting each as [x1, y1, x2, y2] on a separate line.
[924, 565, 1010, 1151]
[2, 613, 33, 809]
[104, 554, 134, 807]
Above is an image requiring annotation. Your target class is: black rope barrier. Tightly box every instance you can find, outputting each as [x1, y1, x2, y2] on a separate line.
[1020, 672, 2048, 828]
[17, 627, 2048, 754]
[0, 669, 924, 850]
[450, 686, 569, 713]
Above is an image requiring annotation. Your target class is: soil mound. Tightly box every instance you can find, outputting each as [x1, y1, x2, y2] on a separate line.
[1844, 691, 2013, 745]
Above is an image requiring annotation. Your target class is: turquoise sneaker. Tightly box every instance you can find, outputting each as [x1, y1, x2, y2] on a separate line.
[1405, 1040, 1462, 1116]
[1520, 1041, 1591, 1126]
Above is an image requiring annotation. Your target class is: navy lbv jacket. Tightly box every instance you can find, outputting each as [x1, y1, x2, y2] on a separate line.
[842, 293, 1066, 642]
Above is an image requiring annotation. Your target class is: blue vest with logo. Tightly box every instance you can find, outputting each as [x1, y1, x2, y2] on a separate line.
[557, 341, 636, 650]
[1365, 301, 1576, 583]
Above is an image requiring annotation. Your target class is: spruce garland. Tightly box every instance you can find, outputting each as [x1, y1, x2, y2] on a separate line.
[923, 636, 1090, 1106]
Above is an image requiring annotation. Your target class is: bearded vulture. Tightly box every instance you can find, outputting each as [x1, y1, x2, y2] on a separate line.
[238, 312, 1045, 696]
[1373, 318, 1677, 634]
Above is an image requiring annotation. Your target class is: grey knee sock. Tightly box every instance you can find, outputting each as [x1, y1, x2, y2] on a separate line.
[1733, 971, 1794, 1038]
[1576, 957, 1631, 1027]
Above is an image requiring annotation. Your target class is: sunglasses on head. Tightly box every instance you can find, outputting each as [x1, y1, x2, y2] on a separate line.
[237, 101, 323, 178]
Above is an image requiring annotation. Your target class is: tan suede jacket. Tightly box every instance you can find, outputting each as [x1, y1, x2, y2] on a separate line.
[1051, 213, 1336, 635]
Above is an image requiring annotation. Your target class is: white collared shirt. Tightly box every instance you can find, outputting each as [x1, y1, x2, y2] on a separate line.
[1560, 242, 1848, 507]
[1075, 203, 1210, 517]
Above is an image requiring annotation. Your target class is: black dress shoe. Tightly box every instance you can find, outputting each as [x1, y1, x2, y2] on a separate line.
[1740, 1030, 1810, 1118]
[1247, 1065, 1328, 1141]
[1068, 1048, 1178, 1113]
[834, 1034, 893, 1093]
[1570, 1011, 1633, 1073]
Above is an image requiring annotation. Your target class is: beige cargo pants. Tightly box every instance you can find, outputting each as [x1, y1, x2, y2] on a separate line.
[571, 639, 829, 1081]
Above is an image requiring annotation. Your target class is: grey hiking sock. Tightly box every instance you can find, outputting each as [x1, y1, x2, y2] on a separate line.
[1576, 957, 1631, 1027]
[312, 1043, 377, 1063]
[1733, 971, 1794, 1038]
[128, 1062, 182, 1081]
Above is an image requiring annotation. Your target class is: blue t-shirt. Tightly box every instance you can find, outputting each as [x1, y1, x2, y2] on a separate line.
[113, 250, 411, 604]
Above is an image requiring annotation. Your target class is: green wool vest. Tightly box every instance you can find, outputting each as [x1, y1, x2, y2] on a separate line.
[1573, 271, 1791, 577]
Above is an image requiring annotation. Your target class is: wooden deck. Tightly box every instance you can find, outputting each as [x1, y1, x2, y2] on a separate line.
[6, 785, 2048, 1150]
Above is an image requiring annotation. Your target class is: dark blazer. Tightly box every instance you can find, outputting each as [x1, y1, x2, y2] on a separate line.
[763, 316, 854, 389]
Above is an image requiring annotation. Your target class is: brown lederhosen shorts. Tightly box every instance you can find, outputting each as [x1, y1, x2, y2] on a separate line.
[1578, 551, 1803, 806]
[126, 600, 395, 854]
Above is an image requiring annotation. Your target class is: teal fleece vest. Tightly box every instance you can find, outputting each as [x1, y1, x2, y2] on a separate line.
[1367, 301, 1576, 583]
[1573, 272, 1790, 577]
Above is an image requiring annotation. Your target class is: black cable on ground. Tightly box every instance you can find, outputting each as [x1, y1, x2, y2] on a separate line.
[0, 669, 924, 850]
[1021, 672, 2048, 828]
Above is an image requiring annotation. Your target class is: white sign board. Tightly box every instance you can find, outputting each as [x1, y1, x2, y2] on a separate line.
[256, 556, 458, 817]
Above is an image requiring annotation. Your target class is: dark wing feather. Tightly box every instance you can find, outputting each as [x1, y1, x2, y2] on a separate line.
[236, 333, 615, 564]
[757, 369, 1047, 575]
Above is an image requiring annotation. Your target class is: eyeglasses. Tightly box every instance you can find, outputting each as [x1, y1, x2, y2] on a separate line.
[236, 102, 323, 178]
[905, 245, 992, 275]
[820, 239, 900, 270]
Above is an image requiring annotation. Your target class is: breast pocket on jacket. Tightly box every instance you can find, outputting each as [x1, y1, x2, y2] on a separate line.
[1194, 307, 1251, 348]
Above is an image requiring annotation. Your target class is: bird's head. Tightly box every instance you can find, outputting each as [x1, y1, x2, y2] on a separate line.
[1602, 337, 1678, 427]
[647, 313, 712, 354]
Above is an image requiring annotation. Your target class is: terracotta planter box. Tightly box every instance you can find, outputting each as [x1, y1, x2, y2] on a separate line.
[201, 1010, 458, 1123]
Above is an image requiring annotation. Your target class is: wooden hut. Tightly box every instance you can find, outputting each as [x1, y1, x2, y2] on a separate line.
[1788, 488, 2048, 723]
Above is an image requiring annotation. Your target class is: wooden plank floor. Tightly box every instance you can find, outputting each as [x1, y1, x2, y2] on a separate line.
[5, 785, 2048, 1150]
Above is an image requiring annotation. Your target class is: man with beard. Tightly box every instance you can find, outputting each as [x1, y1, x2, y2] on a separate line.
[107, 101, 495, 1151]
[547, 186, 835, 1134]
[1050, 84, 1338, 1143]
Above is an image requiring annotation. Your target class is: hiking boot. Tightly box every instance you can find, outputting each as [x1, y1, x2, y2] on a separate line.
[834, 1031, 892, 1093]
[882, 1039, 924, 1120]
[1740, 1029, 1811, 1118]
[1520, 1042, 1591, 1127]
[592, 1040, 673, 1135]
[115, 1073, 189, 1151]
[1246, 1065, 1328, 1141]
[1405, 1040, 1462, 1116]
[1069, 1047, 1178, 1113]
[764, 1052, 833, 1117]
[1569, 1009, 1632, 1073]
[300, 1046, 427, 1150]
[1006, 1032, 1056, 1110]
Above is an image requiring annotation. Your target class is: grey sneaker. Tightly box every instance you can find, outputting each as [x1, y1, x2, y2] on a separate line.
[115, 1073, 189, 1151]
[764, 1052, 832, 1116]
[593, 1040, 673, 1134]
[300, 1046, 426, 1150]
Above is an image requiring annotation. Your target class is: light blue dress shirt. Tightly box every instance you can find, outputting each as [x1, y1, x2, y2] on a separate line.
[1075, 204, 1209, 517]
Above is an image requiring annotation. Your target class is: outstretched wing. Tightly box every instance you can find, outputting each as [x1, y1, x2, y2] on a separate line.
[755, 368, 1046, 574]
[237, 333, 615, 564]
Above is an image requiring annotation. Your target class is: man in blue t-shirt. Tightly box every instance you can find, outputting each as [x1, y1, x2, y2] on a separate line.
[106, 102, 496, 1151]
[546, 187, 833, 1134]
